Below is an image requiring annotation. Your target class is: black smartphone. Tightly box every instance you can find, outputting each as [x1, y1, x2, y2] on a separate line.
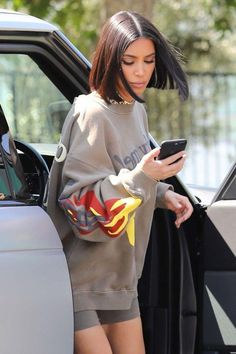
[158, 139, 187, 162]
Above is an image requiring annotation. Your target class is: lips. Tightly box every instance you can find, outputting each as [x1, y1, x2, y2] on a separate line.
[129, 82, 146, 88]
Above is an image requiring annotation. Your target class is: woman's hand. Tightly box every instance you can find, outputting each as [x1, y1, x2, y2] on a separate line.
[164, 190, 193, 228]
[138, 147, 186, 181]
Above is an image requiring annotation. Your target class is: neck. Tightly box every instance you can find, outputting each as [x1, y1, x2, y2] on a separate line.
[116, 90, 134, 104]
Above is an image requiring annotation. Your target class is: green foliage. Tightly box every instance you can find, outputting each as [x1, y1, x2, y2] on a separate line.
[50, 0, 100, 59]
[18, 0, 51, 17]
[152, 0, 236, 72]
[1, 0, 236, 70]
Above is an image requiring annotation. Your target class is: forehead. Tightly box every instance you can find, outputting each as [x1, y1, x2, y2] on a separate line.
[124, 38, 155, 55]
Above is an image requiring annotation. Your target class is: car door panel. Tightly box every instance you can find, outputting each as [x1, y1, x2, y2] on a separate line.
[0, 205, 62, 250]
[206, 200, 236, 256]
[201, 188, 236, 352]
[0, 205, 74, 354]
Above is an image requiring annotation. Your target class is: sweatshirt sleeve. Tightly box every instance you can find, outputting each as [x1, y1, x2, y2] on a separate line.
[58, 103, 158, 243]
[155, 182, 174, 209]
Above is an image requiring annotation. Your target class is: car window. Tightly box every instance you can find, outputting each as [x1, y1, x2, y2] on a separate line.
[0, 136, 28, 200]
[212, 162, 236, 202]
[0, 53, 71, 144]
[0, 105, 30, 202]
[0, 154, 11, 198]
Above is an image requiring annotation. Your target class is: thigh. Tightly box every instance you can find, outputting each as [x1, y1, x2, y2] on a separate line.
[104, 316, 146, 354]
[74, 325, 112, 354]
[74, 310, 112, 354]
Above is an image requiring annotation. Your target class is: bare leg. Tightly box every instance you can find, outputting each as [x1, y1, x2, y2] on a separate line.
[103, 317, 146, 354]
[74, 325, 112, 354]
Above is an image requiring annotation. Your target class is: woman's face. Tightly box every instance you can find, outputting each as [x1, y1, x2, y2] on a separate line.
[117, 38, 156, 102]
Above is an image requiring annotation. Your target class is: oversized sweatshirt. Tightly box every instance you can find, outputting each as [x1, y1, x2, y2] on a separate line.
[46, 91, 172, 312]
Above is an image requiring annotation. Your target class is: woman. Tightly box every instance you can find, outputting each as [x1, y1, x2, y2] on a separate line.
[47, 10, 193, 354]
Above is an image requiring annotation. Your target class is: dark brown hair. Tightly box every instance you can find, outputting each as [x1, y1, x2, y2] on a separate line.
[89, 11, 189, 103]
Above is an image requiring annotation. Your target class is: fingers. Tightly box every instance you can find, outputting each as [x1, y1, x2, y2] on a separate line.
[145, 147, 160, 161]
[175, 209, 191, 228]
[165, 151, 186, 165]
[141, 148, 186, 181]
[148, 148, 186, 166]
[157, 157, 186, 179]
[164, 190, 193, 228]
[175, 199, 193, 228]
[165, 191, 193, 228]
[156, 151, 186, 179]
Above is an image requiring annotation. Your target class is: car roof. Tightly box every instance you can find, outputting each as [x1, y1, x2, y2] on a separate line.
[0, 9, 58, 32]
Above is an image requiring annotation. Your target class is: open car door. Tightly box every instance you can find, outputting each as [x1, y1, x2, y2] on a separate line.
[0, 106, 73, 354]
[138, 136, 199, 354]
[139, 136, 235, 354]
[198, 163, 236, 353]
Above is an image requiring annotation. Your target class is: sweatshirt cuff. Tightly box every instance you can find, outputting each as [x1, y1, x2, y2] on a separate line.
[120, 166, 158, 202]
[156, 182, 174, 209]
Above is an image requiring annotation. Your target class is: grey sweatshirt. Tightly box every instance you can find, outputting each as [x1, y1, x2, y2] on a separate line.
[47, 91, 172, 312]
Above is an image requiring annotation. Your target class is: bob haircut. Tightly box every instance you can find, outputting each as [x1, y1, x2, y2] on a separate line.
[89, 11, 189, 103]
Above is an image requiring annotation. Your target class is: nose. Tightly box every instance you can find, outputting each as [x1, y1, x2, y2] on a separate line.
[134, 62, 145, 76]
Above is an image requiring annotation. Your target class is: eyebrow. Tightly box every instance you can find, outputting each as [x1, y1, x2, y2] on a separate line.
[122, 52, 156, 59]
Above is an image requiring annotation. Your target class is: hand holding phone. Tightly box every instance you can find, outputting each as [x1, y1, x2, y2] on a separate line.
[138, 139, 187, 181]
[158, 139, 187, 164]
